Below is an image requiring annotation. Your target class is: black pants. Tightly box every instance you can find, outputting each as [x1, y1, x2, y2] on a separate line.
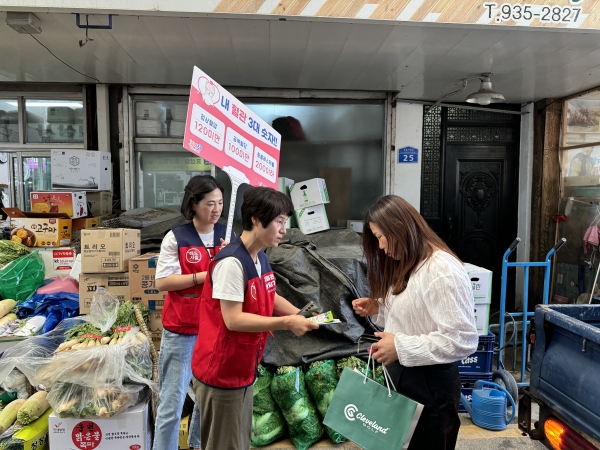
[386, 361, 461, 450]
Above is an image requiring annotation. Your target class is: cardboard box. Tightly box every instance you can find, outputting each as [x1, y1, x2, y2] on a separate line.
[79, 272, 131, 314]
[289, 178, 330, 210]
[49, 399, 151, 450]
[464, 263, 493, 304]
[30, 191, 88, 218]
[39, 247, 77, 278]
[130, 253, 166, 310]
[474, 302, 491, 336]
[148, 311, 163, 349]
[72, 216, 100, 230]
[2, 207, 71, 247]
[11, 407, 51, 450]
[277, 177, 295, 229]
[51, 149, 112, 191]
[81, 228, 140, 273]
[87, 191, 112, 216]
[179, 415, 190, 450]
[295, 204, 330, 235]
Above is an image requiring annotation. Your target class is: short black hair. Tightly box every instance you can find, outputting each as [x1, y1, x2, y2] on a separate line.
[180, 175, 224, 220]
[241, 187, 294, 231]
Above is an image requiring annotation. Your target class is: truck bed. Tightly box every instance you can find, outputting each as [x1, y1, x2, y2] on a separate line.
[530, 304, 600, 444]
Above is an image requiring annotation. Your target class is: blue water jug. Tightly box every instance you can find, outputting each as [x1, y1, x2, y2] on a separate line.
[460, 380, 516, 431]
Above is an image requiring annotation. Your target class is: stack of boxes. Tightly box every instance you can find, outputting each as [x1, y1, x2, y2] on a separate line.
[136, 102, 167, 137]
[288, 178, 331, 235]
[79, 229, 140, 314]
[458, 263, 494, 412]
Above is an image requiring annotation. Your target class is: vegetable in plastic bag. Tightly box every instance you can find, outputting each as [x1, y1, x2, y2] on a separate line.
[251, 365, 286, 447]
[0, 242, 30, 270]
[336, 356, 368, 379]
[305, 360, 345, 443]
[87, 287, 120, 333]
[48, 381, 143, 418]
[0, 372, 28, 400]
[0, 253, 44, 302]
[271, 366, 322, 450]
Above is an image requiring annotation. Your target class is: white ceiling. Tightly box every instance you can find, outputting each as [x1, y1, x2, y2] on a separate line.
[1, 11, 600, 102]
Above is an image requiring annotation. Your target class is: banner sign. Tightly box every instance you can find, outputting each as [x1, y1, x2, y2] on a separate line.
[183, 66, 281, 189]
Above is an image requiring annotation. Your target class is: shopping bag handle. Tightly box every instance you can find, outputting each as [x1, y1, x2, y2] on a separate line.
[364, 344, 396, 397]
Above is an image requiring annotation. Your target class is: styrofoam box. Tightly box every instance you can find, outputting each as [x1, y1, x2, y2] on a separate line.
[137, 119, 167, 137]
[136, 101, 166, 120]
[277, 177, 295, 229]
[169, 120, 186, 137]
[49, 399, 151, 450]
[474, 302, 491, 336]
[46, 106, 74, 123]
[171, 104, 188, 122]
[51, 149, 112, 191]
[45, 123, 76, 141]
[464, 263, 492, 303]
[38, 247, 77, 278]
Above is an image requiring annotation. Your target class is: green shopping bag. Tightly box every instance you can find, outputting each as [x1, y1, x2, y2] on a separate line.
[323, 359, 423, 450]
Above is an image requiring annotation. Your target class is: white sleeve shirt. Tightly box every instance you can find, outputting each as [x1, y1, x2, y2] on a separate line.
[155, 230, 215, 279]
[212, 256, 262, 303]
[373, 250, 479, 367]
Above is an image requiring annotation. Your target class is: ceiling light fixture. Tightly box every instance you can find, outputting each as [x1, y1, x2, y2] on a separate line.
[466, 72, 505, 106]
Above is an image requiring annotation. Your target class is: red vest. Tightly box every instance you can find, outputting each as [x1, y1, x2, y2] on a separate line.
[192, 237, 276, 389]
[162, 222, 226, 335]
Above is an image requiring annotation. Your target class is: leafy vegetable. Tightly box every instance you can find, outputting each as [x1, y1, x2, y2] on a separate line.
[65, 323, 104, 342]
[305, 360, 345, 443]
[0, 241, 31, 269]
[113, 301, 149, 329]
[271, 367, 322, 450]
[251, 365, 286, 447]
[336, 356, 368, 379]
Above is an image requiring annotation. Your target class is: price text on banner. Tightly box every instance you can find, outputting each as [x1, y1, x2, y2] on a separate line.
[183, 66, 281, 188]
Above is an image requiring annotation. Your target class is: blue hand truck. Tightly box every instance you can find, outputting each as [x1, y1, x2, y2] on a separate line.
[489, 236, 566, 401]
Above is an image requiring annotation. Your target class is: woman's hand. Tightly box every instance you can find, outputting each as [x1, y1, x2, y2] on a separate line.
[372, 332, 399, 366]
[352, 297, 379, 317]
[220, 238, 229, 248]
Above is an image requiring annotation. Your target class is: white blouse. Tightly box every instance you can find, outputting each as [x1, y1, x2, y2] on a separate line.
[372, 250, 479, 367]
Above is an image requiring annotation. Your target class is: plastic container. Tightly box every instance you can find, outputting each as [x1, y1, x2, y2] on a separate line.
[459, 372, 493, 413]
[458, 332, 494, 374]
[169, 121, 186, 137]
[136, 119, 166, 137]
[135, 102, 166, 121]
[171, 104, 188, 122]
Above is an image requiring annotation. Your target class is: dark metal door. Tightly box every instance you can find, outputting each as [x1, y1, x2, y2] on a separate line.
[443, 144, 517, 308]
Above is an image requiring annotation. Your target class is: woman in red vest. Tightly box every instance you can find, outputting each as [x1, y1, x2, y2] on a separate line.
[192, 187, 319, 450]
[154, 175, 228, 450]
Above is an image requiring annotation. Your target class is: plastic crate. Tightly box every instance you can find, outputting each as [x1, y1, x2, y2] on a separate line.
[458, 372, 493, 413]
[458, 332, 494, 374]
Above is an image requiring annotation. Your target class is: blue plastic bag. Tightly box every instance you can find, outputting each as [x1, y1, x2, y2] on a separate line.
[17, 292, 79, 333]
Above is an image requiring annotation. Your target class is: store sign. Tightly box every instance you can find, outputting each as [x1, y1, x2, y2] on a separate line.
[183, 66, 281, 189]
[142, 155, 212, 172]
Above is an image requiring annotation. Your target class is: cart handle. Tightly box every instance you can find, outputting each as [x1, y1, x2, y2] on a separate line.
[509, 238, 521, 251]
[553, 238, 566, 252]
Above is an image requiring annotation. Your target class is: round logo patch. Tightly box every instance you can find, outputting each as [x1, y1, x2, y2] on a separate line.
[186, 248, 202, 264]
[72, 421, 102, 449]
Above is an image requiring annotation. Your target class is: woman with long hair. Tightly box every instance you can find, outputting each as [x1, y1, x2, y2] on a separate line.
[154, 175, 228, 450]
[353, 195, 478, 450]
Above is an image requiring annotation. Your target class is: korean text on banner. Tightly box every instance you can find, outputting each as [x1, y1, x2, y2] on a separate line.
[183, 66, 281, 189]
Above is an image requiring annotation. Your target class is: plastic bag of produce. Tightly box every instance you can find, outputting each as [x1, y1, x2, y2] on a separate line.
[305, 360, 345, 443]
[0, 371, 28, 400]
[251, 365, 286, 447]
[271, 366, 323, 450]
[336, 356, 368, 379]
[0, 252, 44, 302]
[87, 287, 120, 333]
[48, 381, 144, 418]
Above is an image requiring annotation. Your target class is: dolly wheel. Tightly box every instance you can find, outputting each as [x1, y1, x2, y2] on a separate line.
[492, 369, 519, 410]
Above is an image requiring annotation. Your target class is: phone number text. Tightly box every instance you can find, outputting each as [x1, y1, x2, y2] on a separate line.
[483, 3, 582, 24]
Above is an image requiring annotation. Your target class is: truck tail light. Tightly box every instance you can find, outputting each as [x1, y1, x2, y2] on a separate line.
[544, 417, 596, 450]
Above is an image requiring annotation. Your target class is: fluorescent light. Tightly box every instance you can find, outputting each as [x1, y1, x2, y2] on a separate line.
[2, 101, 83, 108]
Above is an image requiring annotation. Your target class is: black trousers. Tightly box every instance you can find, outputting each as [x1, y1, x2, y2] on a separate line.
[386, 361, 461, 450]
